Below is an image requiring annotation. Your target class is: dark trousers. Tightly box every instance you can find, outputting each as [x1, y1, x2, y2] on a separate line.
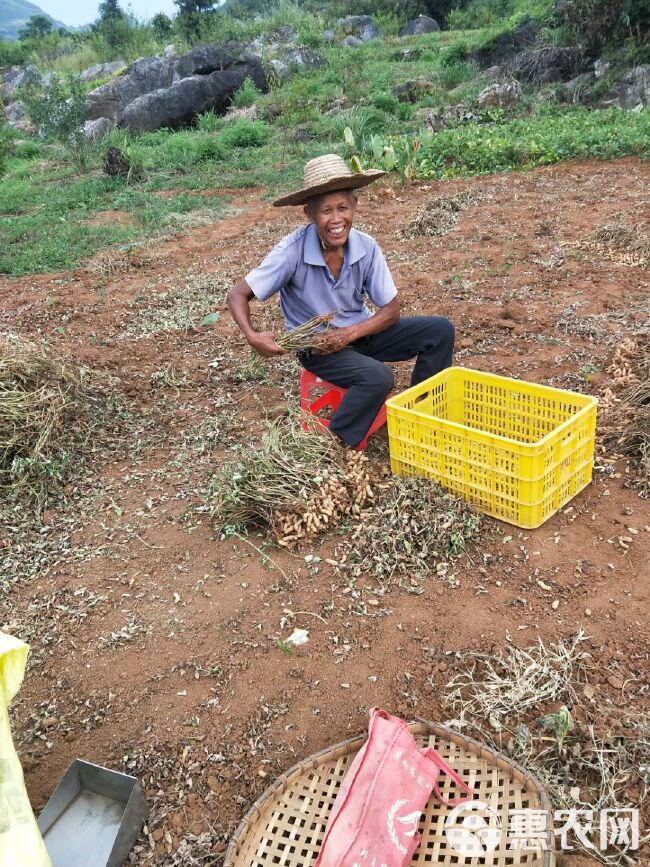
[300, 316, 455, 447]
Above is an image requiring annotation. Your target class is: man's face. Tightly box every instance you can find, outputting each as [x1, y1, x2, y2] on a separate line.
[306, 191, 356, 250]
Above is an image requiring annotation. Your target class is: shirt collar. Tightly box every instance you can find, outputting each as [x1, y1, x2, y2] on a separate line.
[303, 224, 367, 267]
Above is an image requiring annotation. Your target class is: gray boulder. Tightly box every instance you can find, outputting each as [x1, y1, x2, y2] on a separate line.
[86, 56, 176, 122]
[478, 79, 522, 108]
[2, 64, 41, 98]
[594, 65, 650, 110]
[562, 72, 594, 102]
[323, 30, 336, 43]
[338, 15, 383, 42]
[83, 116, 116, 141]
[510, 46, 584, 83]
[42, 72, 56, 88]
[79, 60, 126, 83]
[118, 61, 264, 133]
[5, 100, 26, 122]
[473, 17, 537, 68]
[343, 36, 364, 48]
[281, 48, 324, 69]
[392, 77, 435, 102]
[174, 42, 247, 77]
[400, 16, 440, 37]
[86, 43, 264, 127]
[268, 59, 289, 81]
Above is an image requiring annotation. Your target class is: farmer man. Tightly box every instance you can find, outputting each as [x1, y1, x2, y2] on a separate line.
[227, 154, 455, 448]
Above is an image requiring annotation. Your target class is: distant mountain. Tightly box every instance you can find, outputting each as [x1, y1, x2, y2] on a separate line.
[0, 0, 73, 41]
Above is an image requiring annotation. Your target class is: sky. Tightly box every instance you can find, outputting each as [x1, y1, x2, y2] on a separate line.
[36, 0, 178, 28]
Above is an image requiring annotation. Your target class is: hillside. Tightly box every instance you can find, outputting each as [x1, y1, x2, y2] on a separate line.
[0, 0, 69, 40]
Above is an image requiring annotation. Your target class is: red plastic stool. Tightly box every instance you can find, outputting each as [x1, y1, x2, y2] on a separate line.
[300, 369, 387, 450]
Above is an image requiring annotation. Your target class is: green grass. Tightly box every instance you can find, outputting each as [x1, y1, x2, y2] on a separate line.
[357, 106, 650, 180]
[2, 8, 648, 278]
[0, 158, 232, 276]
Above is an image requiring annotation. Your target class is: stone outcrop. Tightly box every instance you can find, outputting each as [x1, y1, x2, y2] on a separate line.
[85, 42, 265, 134]
[399, 16, 440, 37]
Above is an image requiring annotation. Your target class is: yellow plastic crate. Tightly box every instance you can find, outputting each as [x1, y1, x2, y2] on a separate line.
[386, 367, 598, 529]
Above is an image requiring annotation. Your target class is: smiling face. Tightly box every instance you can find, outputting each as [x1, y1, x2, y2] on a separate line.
[304, 190, 357, 250]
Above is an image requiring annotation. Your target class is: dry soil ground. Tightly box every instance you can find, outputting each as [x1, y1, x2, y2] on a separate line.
[1, 157, 649, 866]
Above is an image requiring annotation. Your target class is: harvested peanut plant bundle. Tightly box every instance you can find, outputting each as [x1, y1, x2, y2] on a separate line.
[210, 415, 374, 544]
[599, 337, 650, 494]
[275, 313, 334, 352]
[0, 334, 118, 513]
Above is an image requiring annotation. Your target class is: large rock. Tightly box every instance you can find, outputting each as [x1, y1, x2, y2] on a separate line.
[280, 48, 324, 70]
[83, 116, 116, 141]
[594, 65, 650, 110]
[510, 46, 584, 83]
[4, 100, 26, 123]
[1, 64, 41, 98]
[343, 36, 364, 48]
[399, 16, 440, 37]
[86, 43, 265, 129]
[472, 18, 537, 68]
[562, 72, 594, 102]
[118, 61, 265, 133]
[392, 78, 435, 102]
[478, 80, 522, 108]
[79, 61, 126, 83]
[337, 15, 383, 42]
[416, 103, 479, 131]
[86, 56, 176, 122]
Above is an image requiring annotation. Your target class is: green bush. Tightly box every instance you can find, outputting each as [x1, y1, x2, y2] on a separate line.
[371, 92, 400, 114]
[219, 119, 269, 148]
[22, 74, 89, 172]
[160, 132, 226, 166]
[195, 110, 227, 132]
[13, 140, 43, 160]
[231, 77, 264, 108]
[0, 125, 12, 177]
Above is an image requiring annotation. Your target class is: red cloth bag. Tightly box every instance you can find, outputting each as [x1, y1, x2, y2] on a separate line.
[315, 709, 472, 867]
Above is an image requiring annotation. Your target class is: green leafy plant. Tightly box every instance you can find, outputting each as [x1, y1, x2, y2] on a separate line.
[220, 119, 269, 148]
[22, 74, 89, 172]
[0, 124, 12, 177]
[231, 76, 264, 108]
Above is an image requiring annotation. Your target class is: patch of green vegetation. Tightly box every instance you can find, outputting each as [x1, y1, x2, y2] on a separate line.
[0, 161, 232, 276]
[354, 106, 650, 181]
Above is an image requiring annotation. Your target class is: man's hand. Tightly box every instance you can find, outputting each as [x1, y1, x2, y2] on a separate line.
[247, 330, 286, 358]
[313, 325, 360, 355]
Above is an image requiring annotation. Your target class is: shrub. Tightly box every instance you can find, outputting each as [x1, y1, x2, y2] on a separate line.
[219, 119, 269, 148]
[0, 125, 12, 177]
[22, 74, 89, 172]
[13, 140, 43, 160]
[371, 92, 400, 114]
[159, 131, 227, 166]
[196, 110, 227, 132]
[231, 76, 264, 108]
[324, 106, 388, 142]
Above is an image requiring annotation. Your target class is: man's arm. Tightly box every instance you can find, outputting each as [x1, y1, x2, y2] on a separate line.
[314, 295, 400, 355]
[227, 279, 286, 358]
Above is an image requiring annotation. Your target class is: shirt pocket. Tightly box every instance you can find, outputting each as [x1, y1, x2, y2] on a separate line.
[335, 274, 366, 313]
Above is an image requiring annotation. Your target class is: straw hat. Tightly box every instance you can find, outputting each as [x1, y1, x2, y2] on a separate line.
[273, 154, 385, 207]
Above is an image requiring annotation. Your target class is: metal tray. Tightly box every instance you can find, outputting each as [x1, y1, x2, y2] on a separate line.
[37, 759, 148, 867]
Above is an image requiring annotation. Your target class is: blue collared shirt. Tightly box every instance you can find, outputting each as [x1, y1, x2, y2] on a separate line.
[245, 224, 397, 329]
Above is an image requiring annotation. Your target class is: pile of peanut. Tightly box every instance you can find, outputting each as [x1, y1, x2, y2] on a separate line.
[274, 450, 374, 547]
